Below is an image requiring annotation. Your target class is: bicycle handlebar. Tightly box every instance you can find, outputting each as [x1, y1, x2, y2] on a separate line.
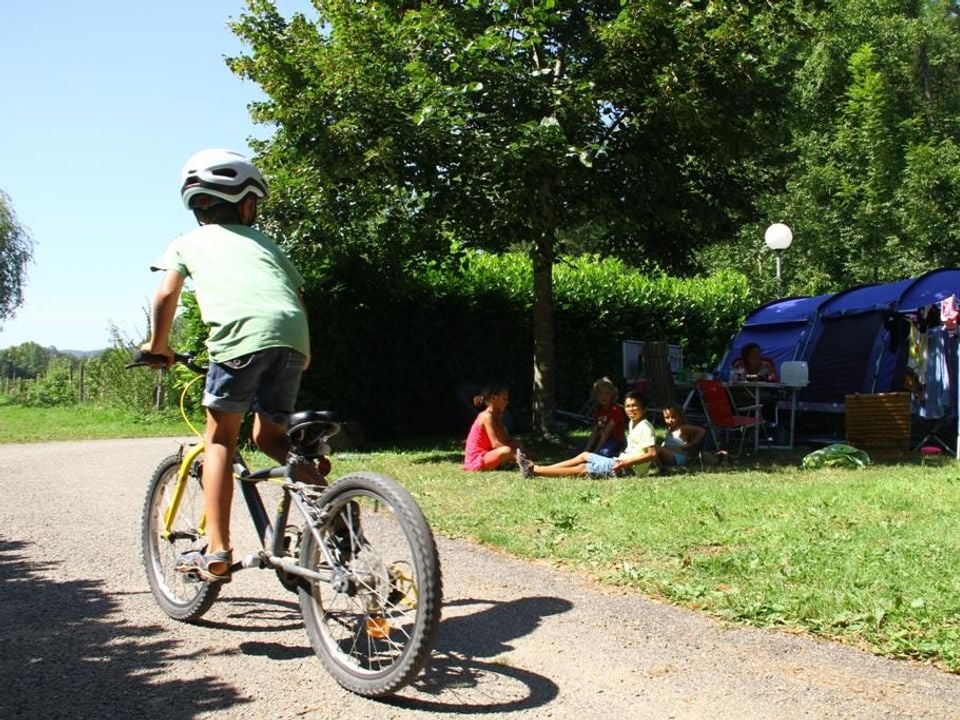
[125, 350, 206, 374]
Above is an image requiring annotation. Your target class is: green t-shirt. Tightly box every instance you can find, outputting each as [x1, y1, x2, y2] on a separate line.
[152, 224, 309, 362]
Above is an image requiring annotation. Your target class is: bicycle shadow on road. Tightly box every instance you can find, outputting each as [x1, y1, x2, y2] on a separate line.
[196, 594, 304, 634]
[195, 594, 316, 661]
[0, 536, 250, 719]
[387, 594, 571, 713]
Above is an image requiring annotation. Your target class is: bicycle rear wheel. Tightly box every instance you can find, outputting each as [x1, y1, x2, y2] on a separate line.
[298, 471, 442, 697]
[141, 453, 220, 622]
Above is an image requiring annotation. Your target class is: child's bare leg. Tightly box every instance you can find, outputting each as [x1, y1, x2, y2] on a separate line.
[202, 409, 245, 573]
[253, 412, 324, 485]
[531, 461, 589, 477]
[483, 445, 514, 470]
[534, 452, 592, 472]
[252, 413, 288, 463]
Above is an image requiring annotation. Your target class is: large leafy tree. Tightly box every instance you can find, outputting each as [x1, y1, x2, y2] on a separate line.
[0, 190, 34, 325]
[230, 0, 805, 432]
[715, 0, 960, 294]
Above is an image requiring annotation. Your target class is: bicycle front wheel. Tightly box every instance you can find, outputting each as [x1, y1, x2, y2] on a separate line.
[141, 453, 220, 622]
[298, 471, 442, 697]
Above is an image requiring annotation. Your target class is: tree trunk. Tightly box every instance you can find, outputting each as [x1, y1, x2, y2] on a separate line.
[531, 241, 555, 436]
[531, 176, 558, 437]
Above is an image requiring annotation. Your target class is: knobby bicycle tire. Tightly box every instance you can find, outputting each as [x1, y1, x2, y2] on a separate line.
[298, 471, 442, 697]
[141, 453, 220, 622]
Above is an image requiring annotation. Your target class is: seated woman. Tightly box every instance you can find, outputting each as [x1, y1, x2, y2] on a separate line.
[655, 404, 707, 471]
[731, 342, 778, 382]
[575, 377, 626, 458]
[517, 391, 655, 479]
[730, 342, 778, 423]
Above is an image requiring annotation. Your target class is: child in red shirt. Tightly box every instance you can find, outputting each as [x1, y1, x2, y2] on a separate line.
[579, 377, 626, 457]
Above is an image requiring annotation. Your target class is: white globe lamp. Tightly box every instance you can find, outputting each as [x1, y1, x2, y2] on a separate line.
[764, 223, 793, 286]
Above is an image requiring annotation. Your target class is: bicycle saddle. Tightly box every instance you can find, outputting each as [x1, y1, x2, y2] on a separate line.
[287, 411, 340, 456]
[287, 410, 339, 428]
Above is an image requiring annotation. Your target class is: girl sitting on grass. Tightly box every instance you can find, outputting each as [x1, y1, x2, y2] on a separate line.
[655, 404, 706, 470]
[463, 382, 525, 471]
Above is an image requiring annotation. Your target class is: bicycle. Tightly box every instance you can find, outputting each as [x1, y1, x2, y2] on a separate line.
[128, 351, 442, 697]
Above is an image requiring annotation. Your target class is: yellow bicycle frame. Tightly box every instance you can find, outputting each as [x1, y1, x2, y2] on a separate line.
[161, 375, 207, 541]
[161, 442, 207, 541]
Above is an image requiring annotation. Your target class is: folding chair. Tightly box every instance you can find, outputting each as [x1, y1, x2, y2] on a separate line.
[912, 417, 955, 454]
[641, 342, 680, 415]
[695, 378, 766, 457]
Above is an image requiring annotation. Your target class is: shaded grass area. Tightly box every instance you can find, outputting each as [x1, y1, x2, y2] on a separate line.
[4, 404, 960, 672]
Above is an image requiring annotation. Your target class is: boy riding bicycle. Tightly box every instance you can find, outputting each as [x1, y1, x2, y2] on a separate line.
[142, 148, 310, 583]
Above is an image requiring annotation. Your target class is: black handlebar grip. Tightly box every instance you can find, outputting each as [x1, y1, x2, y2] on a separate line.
[125, 350, 166, 368]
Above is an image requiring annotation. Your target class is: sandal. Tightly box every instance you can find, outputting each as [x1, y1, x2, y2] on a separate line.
[516, 449, 534, 479]
[176, 549, 233, 583]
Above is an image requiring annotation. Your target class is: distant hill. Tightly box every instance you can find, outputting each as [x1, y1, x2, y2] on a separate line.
[58, 349, 105, 359]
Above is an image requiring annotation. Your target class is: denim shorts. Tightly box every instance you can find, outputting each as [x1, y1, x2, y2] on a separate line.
[203, 347, 305, 415]
[586, 453, 616, 478]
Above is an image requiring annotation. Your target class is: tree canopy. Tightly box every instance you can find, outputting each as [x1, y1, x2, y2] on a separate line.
[229, 0, 811, 430]
[0, 190, 34, 325]
[707, 0, 960, 293]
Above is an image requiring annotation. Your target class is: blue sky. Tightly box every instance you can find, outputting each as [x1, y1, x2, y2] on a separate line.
[0, 1, 312, 352]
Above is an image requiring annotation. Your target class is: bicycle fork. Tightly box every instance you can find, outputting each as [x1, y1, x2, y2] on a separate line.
[161, 443, 208, 542]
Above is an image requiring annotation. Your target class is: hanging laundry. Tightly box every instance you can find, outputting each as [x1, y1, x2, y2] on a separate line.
[908, 322, 926, 380]
[921, 326, 954, 419]
[941, 294, 960, 331]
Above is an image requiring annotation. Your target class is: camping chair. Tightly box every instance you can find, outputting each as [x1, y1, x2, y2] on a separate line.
[641, 342, 681, 416]
[912, 417, 955, 455]
[696, 378, 766, 457]
[640, 341, 705, 425]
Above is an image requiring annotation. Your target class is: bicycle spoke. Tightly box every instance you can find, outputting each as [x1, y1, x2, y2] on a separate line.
[297, 472, 441, 696]
[142, 454, 219, 621]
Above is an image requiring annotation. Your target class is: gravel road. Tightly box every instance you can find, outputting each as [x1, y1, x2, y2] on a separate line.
[2, 437, 959, 719]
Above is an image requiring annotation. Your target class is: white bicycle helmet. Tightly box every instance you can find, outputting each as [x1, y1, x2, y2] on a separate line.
[180, 148, 268, 209]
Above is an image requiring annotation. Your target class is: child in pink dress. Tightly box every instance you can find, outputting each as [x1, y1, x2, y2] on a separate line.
[463, 382, 525, 471]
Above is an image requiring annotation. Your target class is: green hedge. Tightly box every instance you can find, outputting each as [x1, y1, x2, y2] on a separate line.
[300, 253, 754, 439]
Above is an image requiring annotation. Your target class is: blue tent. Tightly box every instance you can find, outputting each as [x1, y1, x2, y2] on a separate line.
[797, 280, 914, 409]
[719, 268, 960, 412]
[899, 268, 960, 313]
[717, 293, 833, 381]
[798, 269, 960, 410]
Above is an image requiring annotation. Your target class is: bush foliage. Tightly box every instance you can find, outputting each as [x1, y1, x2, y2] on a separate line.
[2, 256, 753, 439]
[300, 253, 752, 438]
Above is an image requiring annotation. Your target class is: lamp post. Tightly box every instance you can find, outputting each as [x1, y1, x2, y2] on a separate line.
[764, 222, 793, 290]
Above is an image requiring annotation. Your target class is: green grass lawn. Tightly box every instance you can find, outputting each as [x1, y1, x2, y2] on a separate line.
[4, 402, 959, 673]
[0, 402, 188, 442]
[335, 439, 960, 673]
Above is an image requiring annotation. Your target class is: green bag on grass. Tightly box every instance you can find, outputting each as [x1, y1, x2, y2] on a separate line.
[802, 443, 871, 469]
